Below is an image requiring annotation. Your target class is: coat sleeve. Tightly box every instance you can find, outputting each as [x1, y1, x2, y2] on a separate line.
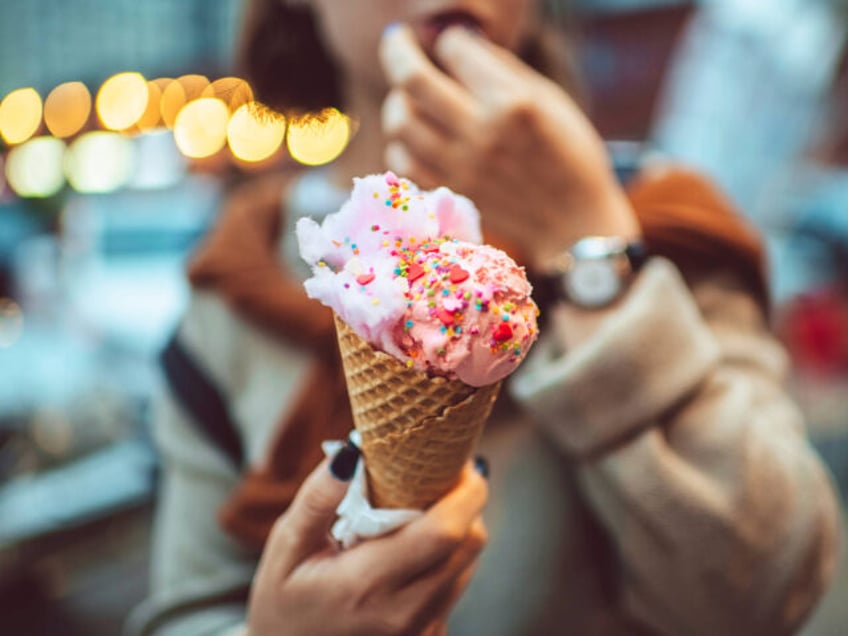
[124, 295, 258, 636]
[511, 258, 841, 635]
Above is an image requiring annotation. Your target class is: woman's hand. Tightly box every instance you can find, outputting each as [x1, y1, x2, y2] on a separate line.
[246, 454, 488, 636]
[379, 25, 640, 269]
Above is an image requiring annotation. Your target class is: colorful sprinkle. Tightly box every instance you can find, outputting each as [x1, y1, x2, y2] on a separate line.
[436, 308, 455, 326]
[449, 265, 470, 283]
[493, 323, 513, 342]
[356, 273, 376, 286]
[406, 263, 425, 282]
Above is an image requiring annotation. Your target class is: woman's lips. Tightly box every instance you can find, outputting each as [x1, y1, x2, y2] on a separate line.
[429, 9, 481, 32]
[413, 10, 483, 56]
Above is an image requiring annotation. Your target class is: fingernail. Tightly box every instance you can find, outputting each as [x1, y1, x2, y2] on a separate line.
[474, 455, 489, 479]
[383, 21, 402, 36]
[330, 441, 360, 482]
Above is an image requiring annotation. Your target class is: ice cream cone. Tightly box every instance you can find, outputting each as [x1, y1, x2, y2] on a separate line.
[334, 313, 501, 509]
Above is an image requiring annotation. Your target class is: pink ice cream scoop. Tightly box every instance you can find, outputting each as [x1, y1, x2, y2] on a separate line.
[393, 240, 537, 385]
[296, 172, 538, 387]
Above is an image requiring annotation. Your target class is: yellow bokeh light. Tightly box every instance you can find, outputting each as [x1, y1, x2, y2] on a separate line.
[0, 298, 24, 348]
[160, 80, 186, 129]
[203, 77, 254, 112]
[0, 88, 43, 145]
[65, 130, 134, 193]
[227, 102, 286, 163]
[96, 72, 149, 131]
[286, 108, 351, 166]
[135, 81, 164, 131]
[160, 75, 211, 130]
[44, 82, 91, 138]
[150, 78, 173, 92]
[177, 74, 210, 102]
[173, 98, 229, 159]
[5, 136, 66, 198]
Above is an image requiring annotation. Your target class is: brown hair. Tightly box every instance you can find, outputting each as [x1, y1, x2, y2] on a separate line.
[235, 0, 583, 114]
[236, 1, 343, 112]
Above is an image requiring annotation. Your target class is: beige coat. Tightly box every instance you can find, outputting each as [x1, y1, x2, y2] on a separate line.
[126, 257, 840, 636]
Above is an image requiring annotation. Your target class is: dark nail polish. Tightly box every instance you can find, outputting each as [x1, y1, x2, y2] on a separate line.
[474, 455, 489, 479]
[330, 441, 360, 482]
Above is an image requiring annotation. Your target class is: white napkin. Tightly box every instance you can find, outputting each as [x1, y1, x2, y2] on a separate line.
[322, 430, 421, 548]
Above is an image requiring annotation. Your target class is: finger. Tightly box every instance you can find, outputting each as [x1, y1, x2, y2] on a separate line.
[420, 560, 479, 635]
[380, 23, 475, 132]
[382, 89, 451, 163]
[402, 517, 486, 591]
[350, 463, 487, 583]
[395, 518, 487, 630]
[433, 26, 527, 100]
[400, 464, 487, 568]
[270, 446, 357, 575]
[421, 622, 448, 636]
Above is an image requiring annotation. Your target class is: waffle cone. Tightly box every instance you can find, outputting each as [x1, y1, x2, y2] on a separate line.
[334, 314, 500, 509]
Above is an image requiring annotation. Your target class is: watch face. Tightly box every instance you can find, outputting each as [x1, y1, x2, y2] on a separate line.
[565, 259, 621, 307]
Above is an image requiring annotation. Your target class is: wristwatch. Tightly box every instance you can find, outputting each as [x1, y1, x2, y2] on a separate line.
[543, 236, 647, 308]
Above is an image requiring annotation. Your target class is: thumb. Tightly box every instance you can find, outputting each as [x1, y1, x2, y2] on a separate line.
[273, 442, 359, 574]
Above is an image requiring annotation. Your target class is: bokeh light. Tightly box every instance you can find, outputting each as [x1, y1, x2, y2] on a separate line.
[173, 97, 229, 158]
[227, 102, 286, 163]
[128, 128, 187, 189]
[286, 108, 351, 166]
[203, 77, 254, 112]
[161, 74, 211, 130]
[0, 88, 43, 145]
[159, 80, 186, 129]
[150, 78, 173, 92]
[96, 72, 149, 131]
[44, 82, 92, 138]
[5, 136, 66, 198]
[0, 297, 24, 348]
[176, 74, 210, 102]
[65, 131, 134, 193]
[135, 80, 164, 131]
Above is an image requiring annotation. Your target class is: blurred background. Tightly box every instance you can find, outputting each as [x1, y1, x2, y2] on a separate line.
[1, 0, 847, 633]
